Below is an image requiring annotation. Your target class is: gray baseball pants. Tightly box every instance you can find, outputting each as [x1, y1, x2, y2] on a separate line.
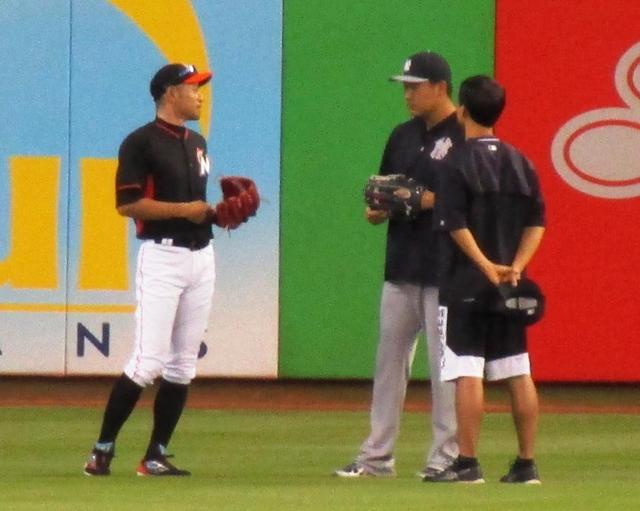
[357, 281, 458, 472]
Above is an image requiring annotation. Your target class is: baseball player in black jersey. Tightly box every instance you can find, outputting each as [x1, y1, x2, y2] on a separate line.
[429, 76, 546, 483]
[84, 63, 216, 477]
[336, 52, 463, 479]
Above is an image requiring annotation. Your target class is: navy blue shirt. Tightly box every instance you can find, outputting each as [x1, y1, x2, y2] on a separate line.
[380, 113, 464, 285]
[435, 137, 546, 305]
[115, 118, 213, 244]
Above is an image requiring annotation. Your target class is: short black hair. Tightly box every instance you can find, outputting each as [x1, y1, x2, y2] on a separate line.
[458, 75, 506, 127]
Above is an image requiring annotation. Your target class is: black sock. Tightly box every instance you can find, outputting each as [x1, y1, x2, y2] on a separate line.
[97, 373, 143, 445]
[144, 378, 189, 459]
[456, 455, 479, 469]
[514, 457, 534, 467]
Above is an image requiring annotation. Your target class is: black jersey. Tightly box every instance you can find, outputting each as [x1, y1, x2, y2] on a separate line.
[380, 113, 464, 285]
[115, 118, 212, 244]
[435, 137, 546, 305]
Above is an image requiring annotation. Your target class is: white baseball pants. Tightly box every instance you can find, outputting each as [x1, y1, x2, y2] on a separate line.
[124, 240, 215, 387]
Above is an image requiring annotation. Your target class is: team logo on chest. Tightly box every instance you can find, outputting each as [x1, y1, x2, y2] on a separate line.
[196, 147, 210, 176]
[430, 137, 453, 160]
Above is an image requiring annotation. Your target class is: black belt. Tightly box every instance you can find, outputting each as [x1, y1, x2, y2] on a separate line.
[152, 237, 210, 251]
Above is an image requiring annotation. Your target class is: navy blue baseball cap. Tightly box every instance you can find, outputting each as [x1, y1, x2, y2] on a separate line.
[390, 51, 451, 86]
[150, 63, 212, 101]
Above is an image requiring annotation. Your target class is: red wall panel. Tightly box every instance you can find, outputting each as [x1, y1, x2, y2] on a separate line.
[496, 1, 640, 381]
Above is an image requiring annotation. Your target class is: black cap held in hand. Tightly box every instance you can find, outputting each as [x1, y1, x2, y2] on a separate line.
[390, 51, 451, 86]
[495, 278, 545, 326]
[150, 63, 212, 101]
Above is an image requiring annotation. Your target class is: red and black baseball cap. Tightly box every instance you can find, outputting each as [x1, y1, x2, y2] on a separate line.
[389, 51, 451, 87]
[150, 63, 212, 101]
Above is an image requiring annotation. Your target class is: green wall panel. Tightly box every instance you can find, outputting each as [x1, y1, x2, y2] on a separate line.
[280, 0, 495, 378]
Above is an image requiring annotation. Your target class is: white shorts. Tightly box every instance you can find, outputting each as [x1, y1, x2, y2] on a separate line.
[438, 306, 531, 382]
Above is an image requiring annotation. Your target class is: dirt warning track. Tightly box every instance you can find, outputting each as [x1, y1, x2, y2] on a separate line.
[0, 377, 638, 414]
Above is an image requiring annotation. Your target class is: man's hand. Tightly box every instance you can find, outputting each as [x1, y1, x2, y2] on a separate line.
[420, 190, 435, 210]
[502, 267, 522, 286]
[480, 263, 523, 287]
[477, 261, 507, 286]
[450, 229, 522, 287]
[365, 207, 389, 225]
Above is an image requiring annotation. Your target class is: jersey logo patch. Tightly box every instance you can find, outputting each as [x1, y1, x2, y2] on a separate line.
[196, 147, 210, 176]
[430, 137, 453, 160]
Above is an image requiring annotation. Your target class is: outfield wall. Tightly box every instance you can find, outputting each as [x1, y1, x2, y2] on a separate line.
[0, 1, 638, 381]
[279, 0, 495, 378]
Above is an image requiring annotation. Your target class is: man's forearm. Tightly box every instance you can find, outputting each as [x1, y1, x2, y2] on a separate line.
[117, 198, 190, 220]
[450, 228, 493, 274]
[511, 226, 545, 272]
[450, 228, 513, 286]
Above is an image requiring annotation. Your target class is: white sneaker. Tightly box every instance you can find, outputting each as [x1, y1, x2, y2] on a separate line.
[417, 466, 445, 480]
[334, 461, 395, 478]
[335, 462, 366, 477]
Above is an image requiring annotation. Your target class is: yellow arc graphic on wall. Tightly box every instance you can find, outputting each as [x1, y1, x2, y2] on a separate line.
[108, 0, 212, 137]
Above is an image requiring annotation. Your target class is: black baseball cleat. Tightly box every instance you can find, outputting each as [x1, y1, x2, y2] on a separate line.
[84, 448, 114, 476]
[136, 455, 191, 476]
[423, 459, 485, 484]
[500, 458, 541, 484]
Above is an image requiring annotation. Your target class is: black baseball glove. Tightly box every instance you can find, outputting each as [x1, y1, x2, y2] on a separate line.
[363, 174, 424, 220]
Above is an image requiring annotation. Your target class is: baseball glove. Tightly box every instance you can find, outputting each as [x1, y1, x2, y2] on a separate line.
[363, 174, 424, 220]
[211, 176, 260, 229]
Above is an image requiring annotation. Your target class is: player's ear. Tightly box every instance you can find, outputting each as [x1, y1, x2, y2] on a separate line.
[164, 85, 178, 103]
[435, 80, 449, 97]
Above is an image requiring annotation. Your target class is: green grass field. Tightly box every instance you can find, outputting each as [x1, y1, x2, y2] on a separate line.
[0, 407, 638, 511]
